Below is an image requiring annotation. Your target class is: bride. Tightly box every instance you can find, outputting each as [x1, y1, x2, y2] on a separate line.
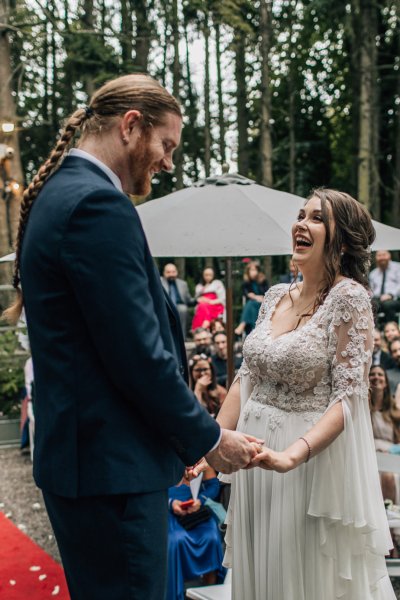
[217, 188, 396, 599]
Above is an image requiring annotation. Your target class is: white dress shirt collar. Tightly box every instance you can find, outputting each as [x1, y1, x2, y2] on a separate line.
[69, 148, 123, 193]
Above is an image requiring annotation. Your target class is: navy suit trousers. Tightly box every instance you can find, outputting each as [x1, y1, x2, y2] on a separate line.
[43, 490, 168, 600]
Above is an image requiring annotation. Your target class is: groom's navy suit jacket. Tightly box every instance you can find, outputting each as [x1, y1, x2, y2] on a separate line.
[20, 156, 219, 498]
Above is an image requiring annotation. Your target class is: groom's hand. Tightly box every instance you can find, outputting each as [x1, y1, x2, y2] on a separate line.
[205, 429, 264, 474]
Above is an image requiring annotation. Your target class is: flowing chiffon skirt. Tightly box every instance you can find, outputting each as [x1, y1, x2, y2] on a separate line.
[223, 400, 396, 600]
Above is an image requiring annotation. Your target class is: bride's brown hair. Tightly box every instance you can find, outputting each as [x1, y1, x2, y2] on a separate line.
[311, 188, 375, 310]
[291, 188, 375, 317]
[3, 74, 181, 325]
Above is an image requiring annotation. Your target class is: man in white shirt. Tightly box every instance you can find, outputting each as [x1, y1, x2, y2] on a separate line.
[369, 250, 400, 322]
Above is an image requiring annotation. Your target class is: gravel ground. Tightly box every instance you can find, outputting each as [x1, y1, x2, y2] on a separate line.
[1, 446, 400, 598]
[0, 447, 60, 563]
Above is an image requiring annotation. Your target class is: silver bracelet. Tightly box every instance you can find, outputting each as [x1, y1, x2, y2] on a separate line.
[299, 436, 311, 463]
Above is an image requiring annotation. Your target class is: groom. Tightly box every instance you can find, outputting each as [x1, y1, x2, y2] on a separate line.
[18, 74, 258, 600]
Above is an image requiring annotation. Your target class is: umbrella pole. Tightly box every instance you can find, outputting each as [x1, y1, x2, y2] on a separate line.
[225, 257, 234, 388]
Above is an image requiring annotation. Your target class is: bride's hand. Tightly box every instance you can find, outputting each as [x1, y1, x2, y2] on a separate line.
[250, 446, 295, 473]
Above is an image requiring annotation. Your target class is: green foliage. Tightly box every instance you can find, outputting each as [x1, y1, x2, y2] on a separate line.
[5, 0, 400, 223]
[0, 331, 27, 418]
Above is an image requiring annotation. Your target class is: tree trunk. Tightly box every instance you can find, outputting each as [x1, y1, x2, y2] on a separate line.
[172, 0, 183, 189]
[63, 2, 74, 114]
[204, 11, 211, 177]
[134, 0, 151, 72]
[42, 2, 49, 123]
[161, 0, 169, 87]
[121, 0, 134, 71]
[100, 0, 107, 33]
[0, 1, 23, 297]
[259, 0, 273, 188]
[369, 0, 380, 218]
[235, 31, 249, 177]
[392, 0, 400, 226]
[184, 19, 199, 182]
[215, 22, 226, 167]
[287, 1, 296, 194]
[348, 0, 362, 194]
[357, 0, 376, 211]
[50, 0, 58, 132]
[82, 0, 95, 97]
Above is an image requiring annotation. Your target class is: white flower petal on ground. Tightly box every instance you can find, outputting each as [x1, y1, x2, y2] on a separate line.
[9, 580, 16, 586]
[38, 574, 47, 581]
[29, 566, 41, 571]
[51, 585, 60, 595]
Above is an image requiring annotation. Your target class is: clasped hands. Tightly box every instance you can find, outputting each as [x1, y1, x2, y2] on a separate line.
[184, 429, 296, 481]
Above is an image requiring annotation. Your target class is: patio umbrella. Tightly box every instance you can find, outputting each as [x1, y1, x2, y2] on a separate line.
[137, 173, 400, 385]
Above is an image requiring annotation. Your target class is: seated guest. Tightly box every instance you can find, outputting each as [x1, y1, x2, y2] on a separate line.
[192, 268, 225, 331]
[189, 327, 213, 359]
[235, 261, 268, 336]
[189, 355, 226, 418]
[369, 250, 400, 323]
[210, 317, 225, 336]
[161, 263, 194, 336]
[279, 258, 303, 284]
[387, 338, 400, 395]
[372, 328, 395, 369]
[369, 366, 400, 555]
[370, 366, 400, 452]
[211, 331, 242, 388]
[167, 465, 226, 600]
[384, 321, 400, 346]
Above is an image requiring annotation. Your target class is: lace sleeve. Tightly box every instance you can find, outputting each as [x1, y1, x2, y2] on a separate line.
[327, 283, 373, 411]
[307, 282, 392, 564]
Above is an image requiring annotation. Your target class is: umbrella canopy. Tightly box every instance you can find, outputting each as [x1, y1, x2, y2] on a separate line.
[137, 174, 300, 256]
[137, 174, 400, 255]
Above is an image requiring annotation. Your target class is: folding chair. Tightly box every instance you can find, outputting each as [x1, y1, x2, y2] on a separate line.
[186, 569, 231, 600]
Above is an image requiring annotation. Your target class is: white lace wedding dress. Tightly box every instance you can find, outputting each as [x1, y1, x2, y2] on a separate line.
[223, 279, 396, 599]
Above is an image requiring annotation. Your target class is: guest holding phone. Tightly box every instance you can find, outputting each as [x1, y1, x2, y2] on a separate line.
[167, 465, 226, 600]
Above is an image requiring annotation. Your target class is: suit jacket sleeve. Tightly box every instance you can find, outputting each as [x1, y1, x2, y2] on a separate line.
[60, 190, 220, 465]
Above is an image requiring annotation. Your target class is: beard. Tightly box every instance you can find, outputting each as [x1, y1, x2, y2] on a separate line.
[129, 128, 156, 197]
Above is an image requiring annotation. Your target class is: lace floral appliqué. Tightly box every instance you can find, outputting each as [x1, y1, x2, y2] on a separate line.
[236, 280, 373, 416]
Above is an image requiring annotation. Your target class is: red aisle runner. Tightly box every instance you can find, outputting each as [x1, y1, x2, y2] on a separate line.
[0, 511, 70, 599]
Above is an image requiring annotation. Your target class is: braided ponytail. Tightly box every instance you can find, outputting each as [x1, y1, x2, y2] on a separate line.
[2, 107, 89, 324]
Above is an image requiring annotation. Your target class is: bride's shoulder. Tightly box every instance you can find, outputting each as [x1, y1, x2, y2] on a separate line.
[327, 278, 371, 311]
[266, 282, 291, 296]
[262, 283, 290, 303]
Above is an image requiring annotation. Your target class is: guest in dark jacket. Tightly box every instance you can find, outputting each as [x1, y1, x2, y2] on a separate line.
[372, 328, 395, 370]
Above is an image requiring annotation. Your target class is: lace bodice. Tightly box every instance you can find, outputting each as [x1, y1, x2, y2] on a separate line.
[237, 279, 373, 414]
